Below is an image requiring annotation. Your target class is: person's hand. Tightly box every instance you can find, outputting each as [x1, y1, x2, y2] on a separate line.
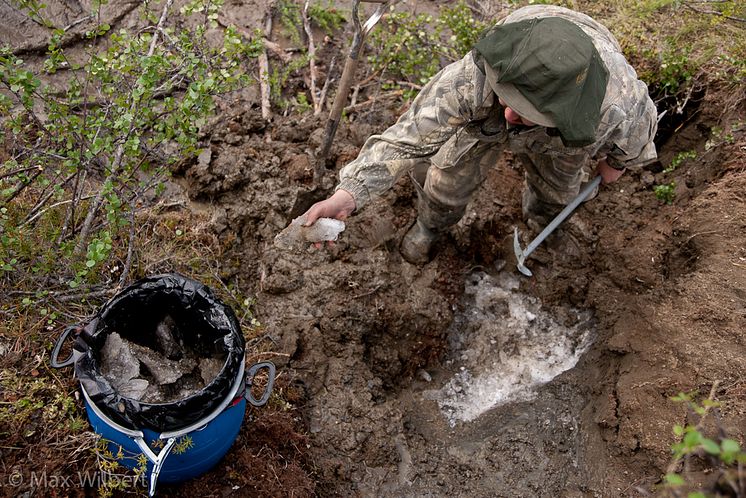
[302, 189, 356, 226]
[596, 158, 625, 185]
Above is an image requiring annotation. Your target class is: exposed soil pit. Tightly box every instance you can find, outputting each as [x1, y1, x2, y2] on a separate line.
[171, 74, 745, 494]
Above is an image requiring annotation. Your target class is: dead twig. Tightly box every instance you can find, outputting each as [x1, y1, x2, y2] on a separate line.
[20, 193, 94, 228]
[344, 89, 404, 113]
[258, 5, 275, 120]
[117, 199, 137, 290]
[57, 169, 86, 245]
[683, 2, 746, 22]
[263, 39, 292, 63]
[55, 288, 115, 303]
[0, 164, 42, 180]
[302, 0, 320, 114]
[63, 15, 92, 32]
[316, 56, 336, 115]
[352, 285, 382, 299]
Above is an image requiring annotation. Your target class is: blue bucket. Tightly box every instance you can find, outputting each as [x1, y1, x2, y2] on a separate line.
[51, 274, 276, 496]
[80, 360, 274, 495]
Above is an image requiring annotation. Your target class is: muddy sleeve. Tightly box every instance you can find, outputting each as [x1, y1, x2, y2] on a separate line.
[604, 93, 658, 170]
[336, 54, 481, 210]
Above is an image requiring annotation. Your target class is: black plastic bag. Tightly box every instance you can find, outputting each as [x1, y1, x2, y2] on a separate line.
[62, 274, 245, 432]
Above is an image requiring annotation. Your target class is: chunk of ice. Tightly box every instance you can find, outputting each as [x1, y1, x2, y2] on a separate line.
[117, 379, 149, 400]
[274, 216, 346, 249]
[129, 342, 193, 385]
[155, 314, 183, 359]
[101, 333, 140, 387]
[199, 357, 224, 385]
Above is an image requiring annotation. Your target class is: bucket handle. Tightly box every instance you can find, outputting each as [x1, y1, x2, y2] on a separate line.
[50, 325, 81, 368]
[244, 361, 276, 407]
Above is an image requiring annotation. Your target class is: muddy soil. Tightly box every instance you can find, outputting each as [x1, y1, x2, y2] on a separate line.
[168, 65, 746, 496]
[3, 0, 745, 496]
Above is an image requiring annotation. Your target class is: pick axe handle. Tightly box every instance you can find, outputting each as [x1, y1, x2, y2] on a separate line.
[318, 0, 391, 163]
[521, 175, 602, 259]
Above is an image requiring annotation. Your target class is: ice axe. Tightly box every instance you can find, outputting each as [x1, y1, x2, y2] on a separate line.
[513, 175, 602, 277]
[317, 0, 393, 172]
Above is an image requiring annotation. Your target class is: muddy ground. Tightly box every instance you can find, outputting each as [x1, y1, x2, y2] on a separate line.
[165, 76, 745, 496]
[2, 0, 745, 496]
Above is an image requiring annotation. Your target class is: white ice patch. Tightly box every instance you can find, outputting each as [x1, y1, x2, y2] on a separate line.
[425, 271, 595, 427]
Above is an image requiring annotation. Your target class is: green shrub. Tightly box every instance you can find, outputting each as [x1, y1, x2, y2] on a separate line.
[666, 150, 697, 173]
[654, 182, 676, 204]
[367, 2, 487, 98]
[0, 0, 259, 291]
[663, 391, 746, 497]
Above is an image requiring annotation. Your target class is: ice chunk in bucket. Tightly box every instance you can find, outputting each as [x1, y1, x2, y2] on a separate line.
[274, 216, 346, 249]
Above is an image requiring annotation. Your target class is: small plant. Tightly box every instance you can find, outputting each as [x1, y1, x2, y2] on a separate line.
[93, 438, 148, 497]
[654, 182, 676, 204]
[172, 435, 195, 455]
[662, 390, 746, 497]
[437, 2, 489, 59]
[705, 122, 741, 151]
[308, 1, 345, 34]
[658, 41, 694, 97]
[269, 53, 311, 110]
[277, 0, 304, 47]
[666, 150, 697, 173]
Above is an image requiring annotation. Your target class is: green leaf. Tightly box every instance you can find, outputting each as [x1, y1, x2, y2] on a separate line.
[701, 438, 720, 455]
[673, 425, 684, 436]
[687, 493, 707, 498]
[86, 259, 96, 268]
[684, 429, 702, 447]
[721, 439, 741, 453]
[664, 473, 685, 486]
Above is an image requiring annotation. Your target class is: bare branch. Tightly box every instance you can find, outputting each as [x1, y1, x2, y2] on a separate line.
[258, 7, 274, 120]
[317, 56, 336, 115]
[118, 199, 137, 289]
[683, 2, 746, 22]
[148, 0, 174, 56]
[0, 164, 43, 180]
[302, 0, 320, 114]
[263, 39, 292, 63]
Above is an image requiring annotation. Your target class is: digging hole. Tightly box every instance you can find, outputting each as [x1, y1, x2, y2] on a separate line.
[652, 86, 706, 151]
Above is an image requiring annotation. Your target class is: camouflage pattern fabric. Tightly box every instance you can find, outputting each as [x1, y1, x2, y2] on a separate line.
[335, 5, 658, 229]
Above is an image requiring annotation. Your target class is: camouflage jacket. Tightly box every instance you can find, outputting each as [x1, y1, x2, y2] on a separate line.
[337, 5, 658, 210]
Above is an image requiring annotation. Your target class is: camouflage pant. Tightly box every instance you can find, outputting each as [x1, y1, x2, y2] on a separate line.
[413, 126, 592, 231]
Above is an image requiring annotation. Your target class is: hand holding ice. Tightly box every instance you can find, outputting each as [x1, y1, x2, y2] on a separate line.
[274, 216, 346, 249]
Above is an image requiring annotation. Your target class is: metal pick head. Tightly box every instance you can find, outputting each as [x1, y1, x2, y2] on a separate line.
[513, 226, 533, 277]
